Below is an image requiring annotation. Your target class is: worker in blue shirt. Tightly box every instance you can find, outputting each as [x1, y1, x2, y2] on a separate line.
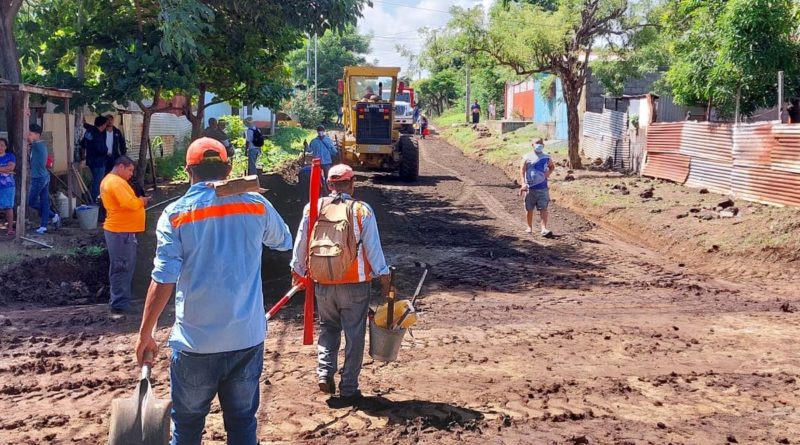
[306, 125, 338, 179]
[135, 137, 292, 445]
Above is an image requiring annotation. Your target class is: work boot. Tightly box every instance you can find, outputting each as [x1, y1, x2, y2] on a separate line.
[318, 376, 336, 395]
[327, 391, 362, 409]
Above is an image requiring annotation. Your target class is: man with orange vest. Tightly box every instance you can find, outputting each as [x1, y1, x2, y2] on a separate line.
[290, 164, 390, 405]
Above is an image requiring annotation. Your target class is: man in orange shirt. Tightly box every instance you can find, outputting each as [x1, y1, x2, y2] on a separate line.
[100, 156, 150, 313]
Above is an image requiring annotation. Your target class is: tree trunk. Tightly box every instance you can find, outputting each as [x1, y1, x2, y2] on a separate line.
[189, 84, 206, 140]
[561, 76, 583, 169]
[0, 6, 24, 156]
[137, 108, 152, 186]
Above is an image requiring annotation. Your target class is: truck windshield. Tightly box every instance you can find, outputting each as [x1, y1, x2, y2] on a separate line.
[396, 92, 411, 103]
[350, 76, 395, 102]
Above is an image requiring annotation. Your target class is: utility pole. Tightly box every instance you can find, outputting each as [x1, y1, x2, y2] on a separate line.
[306, 35, 310, 82]
[314, 33, 319, 103]
[465, 61, 471, 124]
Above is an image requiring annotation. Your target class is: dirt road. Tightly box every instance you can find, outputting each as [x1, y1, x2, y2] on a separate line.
[2, 135, 799, 444]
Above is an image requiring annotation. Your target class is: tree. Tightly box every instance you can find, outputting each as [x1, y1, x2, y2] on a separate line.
[667, 0, 800, 117]
[396, 44, 421, 81]
[1, 0, 24, 154]
[414, 70, 460, 116]
[474, 0, 635, 168]
[13, 0, 372, 184]
[283, 88, 326, 128]
[593, 0, 800, 119]
[286, 28, 371, 120]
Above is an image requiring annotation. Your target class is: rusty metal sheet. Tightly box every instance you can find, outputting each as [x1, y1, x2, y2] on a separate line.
[770, 125, 800, 174]
[685, 158, 732, 195]
[646, 122, 683, 153]
[732, 165, 800, 207]
[641, 152, 690, 183]
[732, 122, 774, 168]
[679, 122, 733, 162]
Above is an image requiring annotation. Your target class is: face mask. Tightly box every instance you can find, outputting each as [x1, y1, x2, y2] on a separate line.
[534, 144, 544, 152]
[318, 132, 325, 138]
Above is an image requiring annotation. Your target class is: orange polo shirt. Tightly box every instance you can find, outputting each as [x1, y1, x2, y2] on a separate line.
[100, 173, 145, 233]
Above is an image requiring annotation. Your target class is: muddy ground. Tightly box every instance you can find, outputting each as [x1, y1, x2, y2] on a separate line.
[1, 135, 800, 444]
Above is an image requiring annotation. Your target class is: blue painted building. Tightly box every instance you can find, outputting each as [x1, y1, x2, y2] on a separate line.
[504, 74, 568, 140]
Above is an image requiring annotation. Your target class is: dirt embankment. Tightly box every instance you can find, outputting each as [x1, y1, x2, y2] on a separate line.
[0, 253, 109, 308]
[435, 123, 800, 282]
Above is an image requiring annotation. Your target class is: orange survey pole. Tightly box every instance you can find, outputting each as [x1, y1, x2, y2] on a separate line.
[304, 159, 322, 345]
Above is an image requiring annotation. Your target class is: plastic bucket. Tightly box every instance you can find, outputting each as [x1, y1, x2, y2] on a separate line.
[368, 318, 407, 362]
[76, 205, 99, 230]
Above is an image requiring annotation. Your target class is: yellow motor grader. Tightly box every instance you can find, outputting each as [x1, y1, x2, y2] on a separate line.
[336, 66, 419, 180]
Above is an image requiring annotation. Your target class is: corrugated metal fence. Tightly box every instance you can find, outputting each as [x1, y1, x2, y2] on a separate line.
[582, 109, 631, 170]
[642, 121, 800, 206]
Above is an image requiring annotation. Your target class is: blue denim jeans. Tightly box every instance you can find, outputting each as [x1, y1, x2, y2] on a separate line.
[28, 177, 50, 228]
[90, 166, 106, 203]
[170, 343, 263, 445]
[247, 147, 259, 176]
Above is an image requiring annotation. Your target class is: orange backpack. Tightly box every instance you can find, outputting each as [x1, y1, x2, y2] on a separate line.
[308, 197, 360, 282]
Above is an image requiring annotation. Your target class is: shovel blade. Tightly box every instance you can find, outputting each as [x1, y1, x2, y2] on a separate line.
[108, 380, 172, 445]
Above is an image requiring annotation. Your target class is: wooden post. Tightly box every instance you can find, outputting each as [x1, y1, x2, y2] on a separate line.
[734, 86, 741, 125]
[16, 92, 29, 242]
[64, 97, 74, 217]
[778, 71, 785, 122]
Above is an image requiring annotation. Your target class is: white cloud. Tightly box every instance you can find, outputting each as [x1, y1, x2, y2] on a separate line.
[357, 0, 493, 78]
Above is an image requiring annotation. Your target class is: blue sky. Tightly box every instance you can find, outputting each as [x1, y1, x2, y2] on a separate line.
[357, 0, 494, 77]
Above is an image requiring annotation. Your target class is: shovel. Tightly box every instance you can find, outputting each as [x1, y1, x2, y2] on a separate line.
[108, 351, 172, 445]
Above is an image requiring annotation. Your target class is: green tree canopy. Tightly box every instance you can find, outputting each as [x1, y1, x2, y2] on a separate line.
[286, 27, 371, 121]
[594, 0, 800, 118]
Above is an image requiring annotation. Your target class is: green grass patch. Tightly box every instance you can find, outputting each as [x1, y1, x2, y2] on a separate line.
[435, 108, 548, 168]
[66, 245, 106, 258]
[434, 108, 467, 127]
[0, 251, 21, 266]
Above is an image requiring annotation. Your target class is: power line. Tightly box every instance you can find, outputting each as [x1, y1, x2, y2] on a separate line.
[370, 0, 452, 14]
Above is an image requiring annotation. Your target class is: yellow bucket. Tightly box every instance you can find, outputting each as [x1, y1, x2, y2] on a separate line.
[373, 299, 417, 329]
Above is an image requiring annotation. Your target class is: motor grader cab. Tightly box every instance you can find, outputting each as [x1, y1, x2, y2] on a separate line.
[337, 66, 419, 180]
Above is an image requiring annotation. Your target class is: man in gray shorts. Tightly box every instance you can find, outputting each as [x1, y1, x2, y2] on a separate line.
[519, 138, 555, 237]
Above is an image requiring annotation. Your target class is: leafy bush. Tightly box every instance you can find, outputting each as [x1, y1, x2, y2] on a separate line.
[283, 89, 326, 128]
[155, 149, 189, 182]
[219, 115, 246, 153]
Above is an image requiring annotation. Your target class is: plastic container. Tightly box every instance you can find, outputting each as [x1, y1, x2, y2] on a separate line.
[76, 205, 99, 230]
[373, 299, 417, 329]
[368, 318, 407, 362]
[56, 192, 75, 219]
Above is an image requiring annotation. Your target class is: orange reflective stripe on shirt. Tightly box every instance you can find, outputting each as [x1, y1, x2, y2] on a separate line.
[170, 202, 266, 229]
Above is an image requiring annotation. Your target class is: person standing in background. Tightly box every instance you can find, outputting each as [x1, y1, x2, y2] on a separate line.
[83, 116, 109, 203]
[0, 138, 16, 236]
[245, 117, 264, 176]
[104, 115, 127, 174]
[519, 138, 555, 237]
[488, 101, 497, 120]
[471, 100, 481, 124]
[100, 156, 149, 313]
[27, 124, 56, 235]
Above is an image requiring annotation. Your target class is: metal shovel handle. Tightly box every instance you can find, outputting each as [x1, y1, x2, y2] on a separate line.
[141, 351, 153, 380]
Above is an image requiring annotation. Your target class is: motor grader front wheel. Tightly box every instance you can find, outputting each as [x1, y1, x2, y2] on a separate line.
[398, 135, 419, 181]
